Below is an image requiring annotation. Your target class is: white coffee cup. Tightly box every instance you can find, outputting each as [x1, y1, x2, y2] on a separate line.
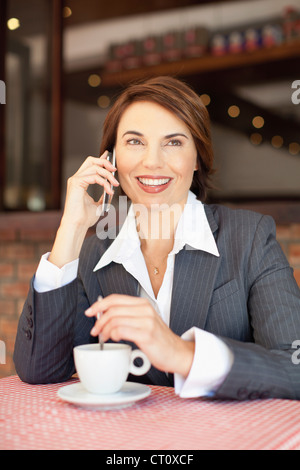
[73, 343, 151, 394]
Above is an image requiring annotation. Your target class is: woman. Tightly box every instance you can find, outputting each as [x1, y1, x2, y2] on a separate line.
[14, 76, 300, 400]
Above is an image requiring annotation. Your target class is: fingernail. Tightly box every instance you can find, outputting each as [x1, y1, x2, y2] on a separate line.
[85, 307, 91, 315]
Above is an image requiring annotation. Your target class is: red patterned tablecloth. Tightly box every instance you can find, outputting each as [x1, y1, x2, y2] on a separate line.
[1, 375, 300, 450]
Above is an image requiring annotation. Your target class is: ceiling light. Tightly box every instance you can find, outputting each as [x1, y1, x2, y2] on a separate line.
[7, 18, 20, 30]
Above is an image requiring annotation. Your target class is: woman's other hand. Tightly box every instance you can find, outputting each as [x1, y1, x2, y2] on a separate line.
[85, 294, 195, 378]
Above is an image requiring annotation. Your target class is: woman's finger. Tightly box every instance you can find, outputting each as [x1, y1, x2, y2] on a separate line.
[76, 152, 117, 175]
[71, 173, 114, 194]
[85, 294, 147, 317]
[94, 165, 119, 187]
[86, 295, 154, 338]
[90, 303, 153, 337]
[75, 163, 118, 188]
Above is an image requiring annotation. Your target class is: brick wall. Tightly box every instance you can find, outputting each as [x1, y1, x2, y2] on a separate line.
[0, 210, 300, 379]
[0, 212, 61, 378]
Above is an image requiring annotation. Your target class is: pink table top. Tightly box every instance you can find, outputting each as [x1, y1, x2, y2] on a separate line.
[1, 375, 300, 450]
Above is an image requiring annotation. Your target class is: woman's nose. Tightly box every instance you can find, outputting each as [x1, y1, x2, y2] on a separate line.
[142, 145, 164, 169]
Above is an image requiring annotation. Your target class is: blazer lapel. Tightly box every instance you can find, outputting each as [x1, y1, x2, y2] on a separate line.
[95, 262, 139, 298]
[170, 205, 221, 337]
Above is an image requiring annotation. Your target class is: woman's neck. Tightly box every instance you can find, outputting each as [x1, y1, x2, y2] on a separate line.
[133, 202, 183, 249]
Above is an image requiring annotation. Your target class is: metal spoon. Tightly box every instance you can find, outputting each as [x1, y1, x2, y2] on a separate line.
[97, 296, 104, 350]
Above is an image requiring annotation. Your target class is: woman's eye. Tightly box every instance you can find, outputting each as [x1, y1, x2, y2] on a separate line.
[127, 138, 142, 145]
[167, 139, 182, 146]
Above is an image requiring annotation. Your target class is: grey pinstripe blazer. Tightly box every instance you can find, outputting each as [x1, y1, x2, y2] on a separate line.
[14, 204, 300, 400]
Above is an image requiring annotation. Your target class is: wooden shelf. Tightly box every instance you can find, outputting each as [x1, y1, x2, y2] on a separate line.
[99, 41, 300, 88]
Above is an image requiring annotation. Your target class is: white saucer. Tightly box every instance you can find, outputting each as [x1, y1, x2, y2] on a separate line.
[57, 381, 151, 410]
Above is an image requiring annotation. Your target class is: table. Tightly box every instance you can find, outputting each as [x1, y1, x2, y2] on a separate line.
[1, 375, 300, 450]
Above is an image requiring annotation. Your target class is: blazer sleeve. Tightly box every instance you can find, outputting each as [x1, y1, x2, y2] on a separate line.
[13, 270, 95, 385]
[213, 215, 300, 400]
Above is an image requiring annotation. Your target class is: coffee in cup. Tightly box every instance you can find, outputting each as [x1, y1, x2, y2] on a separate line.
[74, 343, 151, 394]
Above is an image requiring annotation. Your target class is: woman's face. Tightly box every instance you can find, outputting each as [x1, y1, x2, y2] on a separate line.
[115, 101, 198, 210]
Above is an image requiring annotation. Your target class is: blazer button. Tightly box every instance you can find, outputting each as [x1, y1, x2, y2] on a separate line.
[26, 317, 33, 328]
[25, 330, 32, 340]
[237, 388, 248, 399]
[260, 391, 271, 399]
[27, 305, 33, 316]
[248, 391, 260, 400]
[22, 328, 32, 340]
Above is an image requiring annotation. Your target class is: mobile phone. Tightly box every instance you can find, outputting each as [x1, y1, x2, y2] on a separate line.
[101, 148, 116, 214]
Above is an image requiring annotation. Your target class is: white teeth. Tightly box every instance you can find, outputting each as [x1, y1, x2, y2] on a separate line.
[138, 177, 171, 186]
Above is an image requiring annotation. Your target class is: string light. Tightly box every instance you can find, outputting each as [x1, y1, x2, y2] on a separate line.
[62, 7, 72, 18]
[97, 96, 111, 108]
[250, 133, 262, 145]
[88, 74, 101, 87]
[228, 105, 240, 118]
[271, 136, 283, 149]
[252, 116, 264, 129]
[289, 142, 300, 155]
[200, 94, 211, 106]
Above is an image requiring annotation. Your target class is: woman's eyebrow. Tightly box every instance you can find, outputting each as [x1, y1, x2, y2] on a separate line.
[122, 130, 143, 137]
[165, 133, 188, 139]
[122, 131, 188, 139]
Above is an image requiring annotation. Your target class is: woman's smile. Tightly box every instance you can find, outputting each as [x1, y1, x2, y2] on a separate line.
[136, 175, 173, 193]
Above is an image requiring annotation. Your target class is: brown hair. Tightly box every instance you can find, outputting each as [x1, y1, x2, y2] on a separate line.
[100, 76, 214, 201]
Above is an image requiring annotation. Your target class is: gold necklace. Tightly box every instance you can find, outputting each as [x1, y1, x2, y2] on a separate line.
[143, 253, 168, 276]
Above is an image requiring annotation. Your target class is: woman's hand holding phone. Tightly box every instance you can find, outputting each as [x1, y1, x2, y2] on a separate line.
[48, 151, 119, 268]
[63, 150, 118, 228]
